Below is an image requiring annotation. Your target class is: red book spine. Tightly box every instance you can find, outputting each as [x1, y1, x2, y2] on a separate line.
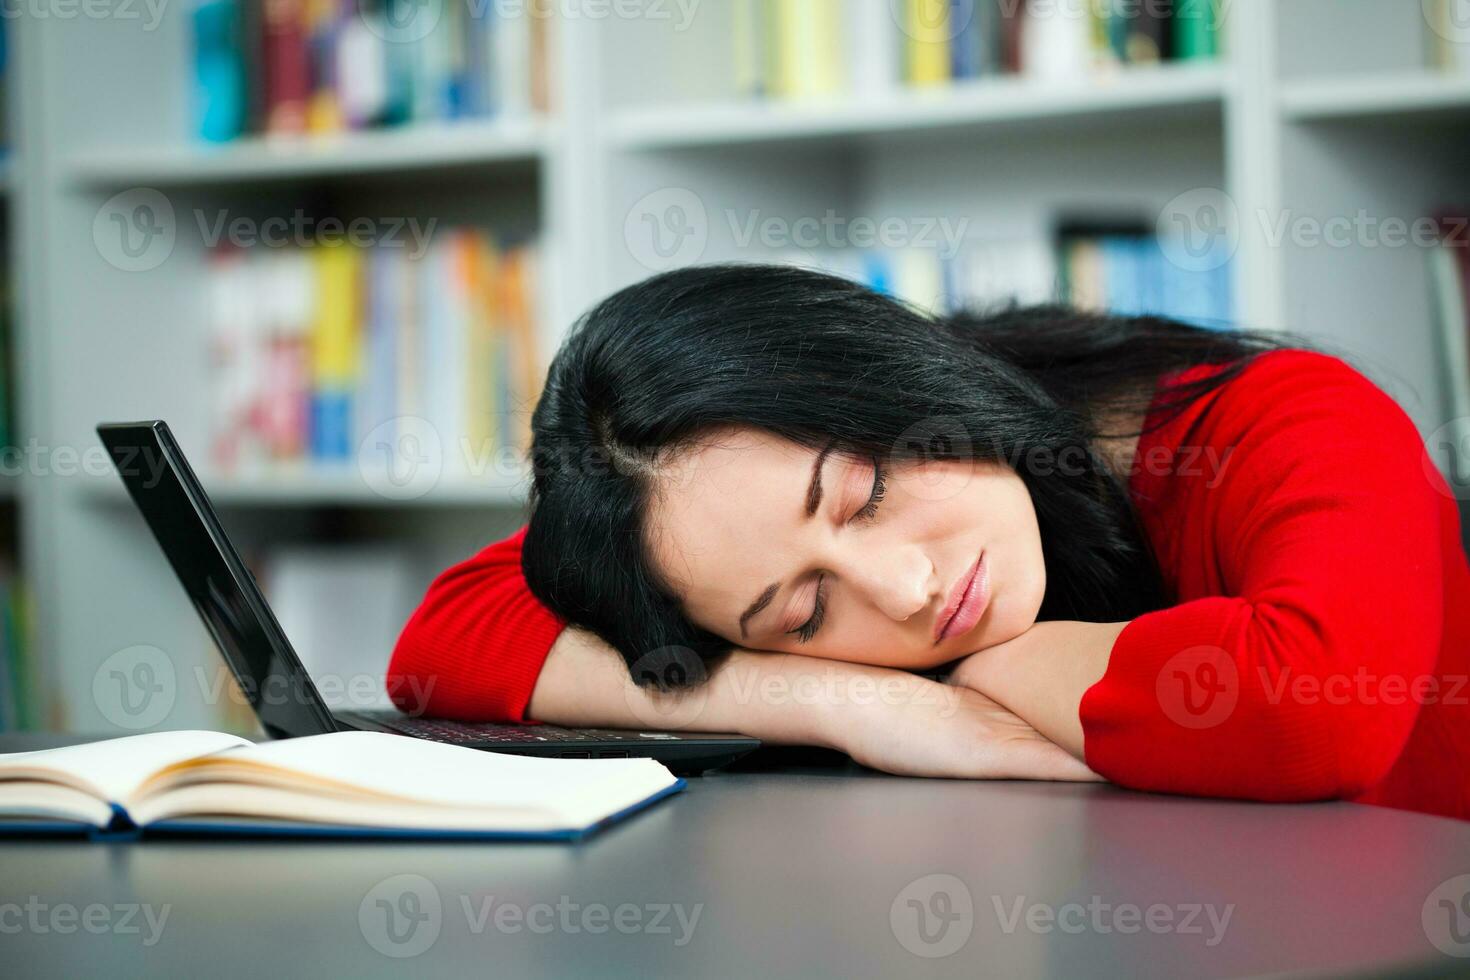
[262, 0, 310, 134]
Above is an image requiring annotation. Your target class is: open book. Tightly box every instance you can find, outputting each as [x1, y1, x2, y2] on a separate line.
[0, 731, 684, 841]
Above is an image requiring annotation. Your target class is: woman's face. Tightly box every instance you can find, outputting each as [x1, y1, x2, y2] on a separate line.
[645, 427, 1046, 670]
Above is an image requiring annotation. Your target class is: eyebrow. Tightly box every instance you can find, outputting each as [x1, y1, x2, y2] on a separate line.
[738, 440, 836, 640]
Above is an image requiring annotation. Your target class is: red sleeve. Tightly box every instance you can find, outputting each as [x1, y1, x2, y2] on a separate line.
[386, 525, 568, 722]
[1080, 351, 1445, 802]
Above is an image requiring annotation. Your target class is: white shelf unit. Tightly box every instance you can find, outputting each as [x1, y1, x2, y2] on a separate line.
[63, 118, 551, 187]
[79, 469, 531, 509]
[1279, 69, 1470, 120]
[8, 0, 1469, 732]
[605, 62, 1228, 149]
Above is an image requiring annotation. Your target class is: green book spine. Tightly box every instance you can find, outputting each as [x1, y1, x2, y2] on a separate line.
[1172, 0, 1218, 60]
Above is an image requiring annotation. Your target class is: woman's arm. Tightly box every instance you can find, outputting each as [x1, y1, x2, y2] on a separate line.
[951, 352, 1448, 802]
[532, 625, 1100, 780]
[948, 620, 1129, 758]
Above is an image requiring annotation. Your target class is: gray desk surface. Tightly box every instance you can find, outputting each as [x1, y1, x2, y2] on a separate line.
[3, 733, 1469, 979]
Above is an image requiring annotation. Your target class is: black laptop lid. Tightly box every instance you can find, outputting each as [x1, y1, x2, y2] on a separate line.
[97, 420, 338, 739]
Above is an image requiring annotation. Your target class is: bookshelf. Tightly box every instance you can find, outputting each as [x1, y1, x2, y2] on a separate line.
[1279, 69, 1470, 121]
[64, 118, 550, 186]
[605, 62, 1228, 150]
[8, 0, 1469, 733]
[80, 469, 530, 509]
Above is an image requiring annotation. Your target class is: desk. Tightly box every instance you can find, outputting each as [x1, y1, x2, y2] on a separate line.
[3, 733, 1468, 978]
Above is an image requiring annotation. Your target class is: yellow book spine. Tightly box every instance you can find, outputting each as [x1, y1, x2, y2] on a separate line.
[906, 0, 952, 86]
[466, 233, 500, 463]
[311, 243, 360, 388]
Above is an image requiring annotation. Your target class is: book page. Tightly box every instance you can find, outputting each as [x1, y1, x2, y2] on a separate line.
[0, 731, 253, 803]
[139, 731, 676, 819]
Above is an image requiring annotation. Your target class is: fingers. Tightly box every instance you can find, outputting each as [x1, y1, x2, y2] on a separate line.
[1000, 739, 1105, 782]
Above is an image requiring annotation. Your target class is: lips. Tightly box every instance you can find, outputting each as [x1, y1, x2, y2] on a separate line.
[934, 551, 989, 644]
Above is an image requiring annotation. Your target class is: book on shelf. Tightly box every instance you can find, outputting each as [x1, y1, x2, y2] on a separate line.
[0, 730, 684, 840]
[1057, 220, 1232, 329]
[207, 228, 542, 481]
[193, 0, 550, 142]
[773, 219, 1231, 331]
[729, 0, 1220, 100]
[0, 565, 34, 733]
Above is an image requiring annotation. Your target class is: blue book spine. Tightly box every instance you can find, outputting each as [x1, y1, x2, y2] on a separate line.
[1210, 256, 1234, 328]
[192, 0, 246, 142]
[951, 0, 984, 79]
[1138, 237, 1165, 316]
[863, 251, 892, 296]
[311, 391, 353, 461]
[1100, 237, 1140, 316]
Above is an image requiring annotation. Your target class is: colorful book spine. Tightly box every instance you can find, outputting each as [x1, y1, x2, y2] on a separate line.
[732, 0, 767, 98]
[192, 0, 248, 142]
[195, 0, 546, 140]
[262, 0, 311, 134]
[904, 0, 953, 86]
[206, 230, 541, 477]
[1172, 0, 1219, 61]
[309, 243, 360, 461]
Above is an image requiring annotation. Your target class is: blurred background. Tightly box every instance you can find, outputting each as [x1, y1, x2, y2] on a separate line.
[0, 0, 1466, 735]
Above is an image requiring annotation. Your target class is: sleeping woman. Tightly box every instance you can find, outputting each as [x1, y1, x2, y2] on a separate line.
[386, 263, 1470, 822]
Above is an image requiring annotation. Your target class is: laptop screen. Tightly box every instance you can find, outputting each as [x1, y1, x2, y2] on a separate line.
[97, 421, 338, 739]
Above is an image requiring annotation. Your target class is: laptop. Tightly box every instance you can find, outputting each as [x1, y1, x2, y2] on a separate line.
[97, 420, 761, 775]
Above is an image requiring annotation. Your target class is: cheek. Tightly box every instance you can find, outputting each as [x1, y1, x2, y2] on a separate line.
[992, 481, 1047, 634]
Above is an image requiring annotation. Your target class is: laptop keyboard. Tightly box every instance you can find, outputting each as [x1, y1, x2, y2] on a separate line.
[358, 713, 598, 744]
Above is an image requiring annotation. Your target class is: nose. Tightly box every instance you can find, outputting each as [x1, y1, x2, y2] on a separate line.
[840, 544, 937, 623]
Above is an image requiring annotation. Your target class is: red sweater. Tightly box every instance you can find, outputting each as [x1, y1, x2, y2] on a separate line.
[388, 350, 1470, 821]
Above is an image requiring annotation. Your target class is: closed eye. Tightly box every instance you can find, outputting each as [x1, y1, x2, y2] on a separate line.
[788, 457, 887, 643]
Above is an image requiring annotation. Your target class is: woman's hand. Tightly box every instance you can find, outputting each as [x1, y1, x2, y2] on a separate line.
[834, 676, 1103, 782]
[942, 621, 1129, 760]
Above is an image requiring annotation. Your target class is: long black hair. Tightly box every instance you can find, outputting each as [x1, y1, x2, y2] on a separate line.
[522, 262, 1315, 688]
